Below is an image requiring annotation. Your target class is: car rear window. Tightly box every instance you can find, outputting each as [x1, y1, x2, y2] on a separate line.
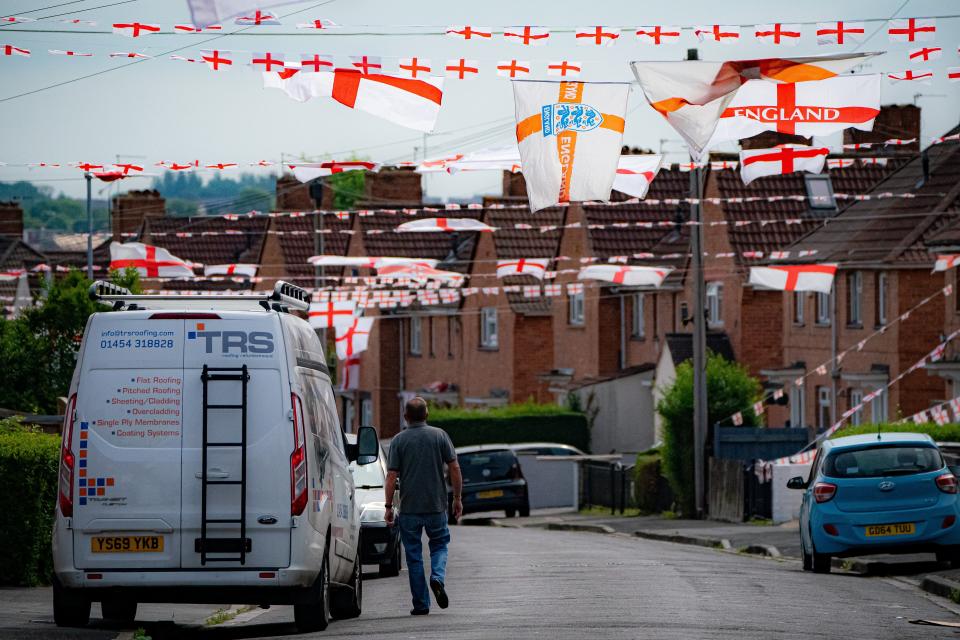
[824, 445, 943, 478]
[459, 450, 518, 483]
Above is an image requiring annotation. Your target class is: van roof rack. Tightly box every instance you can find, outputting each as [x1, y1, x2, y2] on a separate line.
[89, 280, 311, 312]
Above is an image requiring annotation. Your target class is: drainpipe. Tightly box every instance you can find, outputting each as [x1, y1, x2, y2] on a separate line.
[619, 293, 627, 370]
[830, 281, 838, 428]
[399, 317, 406, 394]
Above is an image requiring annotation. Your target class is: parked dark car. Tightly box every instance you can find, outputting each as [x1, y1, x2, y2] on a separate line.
[347, 434, 402, 577]
[450, 445, 530, 522]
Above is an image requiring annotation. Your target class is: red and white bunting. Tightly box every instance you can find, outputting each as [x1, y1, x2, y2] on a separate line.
[296, 19, 336, 30]
[815, 21, 865, 45]
[446, 25, 492, 40]
[170, 54, 201, 63]
[335, 316, 374, 360]
[546, 60, 581, 77]
[504, 26, 550, 46]
[934, 255, 960, 273]
[201, 49, 233, 71]
[398, 57, 431, 78]
[206, 162, 238, 170]
[908, 46, 942, 62]
[445, 58, 479, 79]
[157, 160, 198, 171]
[396, 217, 495, 233]
[635, 25, 681, 45]
[2, 45, 30, 57]
[350, 55, 383, 74]
[109, 242, 195, 278]
[112, 163, 144, 175]
[235, 10, 281, 25]
[931, 405, 950, 426]
[694, 25, 740, 43]
[112, 22, 161, 37]
[250, 52, 285, 71]
[578, 265, 671, 288]
[739, 145, 829, 185]
[888, 69, 933, 83]
[885, 138, 916, 146]
[174, 24, 222, 32]
[544, 284, 562, 297]
[109, 52, 152, 59]
[575, 26, 620, 46]
[827, 158, 855, 169]
[710, 160, 738, 170]
[308, 300, 356, 329]
[49, 49, 93, 57]
[951, 398, 960, 422]
[888, 18, 936, 42]
[1, 17, 34, 24]
[0, 269, 26, 280]
[496, 258, 549, 280]
[677, 162, 705, 172]
[613, 155, 663, 199]
[293, 54, 330, 73]
[567, 283, 584, 295]
[948, 67, 960, 83]
[290, 161, 380, 182]
[378, 264, 463, 283]
[754, 23, 801, 46]
[860, 157, 888, 167]
[748, 264, 837, 293]
[496, 59, 530, 78]
[204, 263, 258, 277]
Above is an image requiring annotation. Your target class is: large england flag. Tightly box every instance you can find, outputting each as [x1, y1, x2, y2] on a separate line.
[264, 68, 444, 132]
[496, 258, 550, 279]
[749, 264, 838, 293]
[109, 242, 195, 278]
[613, 155, 663, 198]
[308, 300, 357, 329]
[739, 145, 829, 185]
[630, 53, 877, 158]
[335, 317, 374, 360]
[579, 264, 671, 287]
[514, 81, 630, 212]
[186, 0, 300, 28]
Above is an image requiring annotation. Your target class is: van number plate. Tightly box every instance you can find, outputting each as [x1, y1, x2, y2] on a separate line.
[91, 535, 164, 553]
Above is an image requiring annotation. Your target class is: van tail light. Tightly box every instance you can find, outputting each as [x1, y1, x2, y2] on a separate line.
[148, 313, 221, 319]
[813, 482, 837, 503]
[58, 394, 77, 517]
[290, 393, 308, 516]
[936, 473, 958, 494]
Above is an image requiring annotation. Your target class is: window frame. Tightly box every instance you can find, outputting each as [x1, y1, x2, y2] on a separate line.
[876, 272, 888, 326]
[409, 316, 422, 356]
[815, 291, 831, 326]
[804, 173, 837, 210]
[790, 385, 805, 429]
[706, 281, 723, 328]
[632, 293, 646, 339]
[793, 291, 805, 326]
[849, 388, 863, 426]
[846, 271, 862, 327]
[480, 307, 499, 349]
[568, 291, 585, 326]
[870, 388, 887, 423]
[817, 386, 831, 431]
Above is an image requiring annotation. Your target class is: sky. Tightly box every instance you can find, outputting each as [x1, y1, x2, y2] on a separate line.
[1, 0, 959, 203]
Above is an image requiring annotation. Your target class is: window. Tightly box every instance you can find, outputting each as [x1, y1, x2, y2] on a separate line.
[846, 271, 862, 326]
[804, 174, 837, 210]
[849, 389, 863, 426]
[817, 386, 831, 432]
[706, 282, 723, 327]
[481, 307, 498, 348]
[790, 386, 805, 428]
[824, 446, 942, 478]
[876, 272, 888, 326]
[793, 292, 805, 325]
[870, 388, 887, 423]
[409, 316, 422, 355]
[569, 291, 585, 326]
[816, 292, 831, 325]
[632, 293, 646, 338]
[428, 316, 435, 358]
[446, 316, 454, 358]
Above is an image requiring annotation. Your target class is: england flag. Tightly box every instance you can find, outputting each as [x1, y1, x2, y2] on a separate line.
[748, 264, 838, 293]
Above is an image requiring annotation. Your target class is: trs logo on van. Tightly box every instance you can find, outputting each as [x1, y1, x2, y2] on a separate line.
[187, 323, 274, 355]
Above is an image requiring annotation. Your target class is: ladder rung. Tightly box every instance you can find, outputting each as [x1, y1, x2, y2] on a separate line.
[207, 375, 247, 381]
[208, 480, 242, 485]
[207, 403, 244, 409]
[206, 442, 242, 447]
[205, 518, 242, 523]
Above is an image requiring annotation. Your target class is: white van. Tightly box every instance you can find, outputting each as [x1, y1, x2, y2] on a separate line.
[52, 281, 380, 633]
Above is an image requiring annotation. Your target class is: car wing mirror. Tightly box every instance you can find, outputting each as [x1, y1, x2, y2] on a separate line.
[786, 476, 807, 490]
[351, 425, 379, 465]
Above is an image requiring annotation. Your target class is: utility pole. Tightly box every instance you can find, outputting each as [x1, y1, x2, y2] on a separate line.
[85, 172, 93, 280]
[687, 48, 709, 519]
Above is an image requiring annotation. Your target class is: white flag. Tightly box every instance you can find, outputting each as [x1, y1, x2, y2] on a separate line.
[446, 147, 522, 173]
[308, 300, 357, 329]
[395, 217, 495, 233]
[203, 263, 258, 277]
[748, 264, 838, 293]
[335, 317, 374, 360]
[816, 21, 866, 45]
[888, 18, 936, 43]
[613, 155, 663, 199]
[186, 1, 299, 27]
[578, 265, 672, 288]
[739, 145, 829, 185]
[340, 356, 361, 391]
[496, 258, 550, 280]
[934, 255, 960, 272]
[514, 80, 629, 212]
[109, 242, 195, 278]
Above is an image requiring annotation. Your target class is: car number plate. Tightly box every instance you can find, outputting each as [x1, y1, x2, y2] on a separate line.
[477, 490, 504, 499]
[864, 523, 915, 537]
[91, 535, 164, 553]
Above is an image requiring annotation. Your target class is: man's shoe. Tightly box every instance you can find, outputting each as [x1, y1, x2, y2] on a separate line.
[410, 608, 429, 616]
[429, 579, 449, 609]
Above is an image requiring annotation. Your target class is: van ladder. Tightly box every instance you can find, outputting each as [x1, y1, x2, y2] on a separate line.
[198, 364, 251, 565]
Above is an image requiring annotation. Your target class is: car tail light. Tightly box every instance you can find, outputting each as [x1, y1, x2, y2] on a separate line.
[813, 482, 837, 503]
[936, 473, 958, 494]
[290, 393, 308, 516]
[943, 516, 956, 529]
[508, 463, 524, 480]
[823, 524, 839, 536]
[58, 394, 77, 517]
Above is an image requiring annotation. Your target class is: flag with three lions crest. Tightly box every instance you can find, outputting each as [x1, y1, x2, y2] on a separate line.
[513, 80, 630, 212]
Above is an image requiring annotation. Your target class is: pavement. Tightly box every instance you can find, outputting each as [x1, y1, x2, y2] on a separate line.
[4, 524, 960, 639]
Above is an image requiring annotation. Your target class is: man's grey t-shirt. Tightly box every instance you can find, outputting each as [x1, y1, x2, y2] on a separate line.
[387, 422, 456, 514]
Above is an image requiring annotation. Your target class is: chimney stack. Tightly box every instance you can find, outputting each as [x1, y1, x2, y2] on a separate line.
[844, 104, 920, 153]
[362, 167, 422, 204]
[111, 190, 165, 240]
[0, 201, 24, 239]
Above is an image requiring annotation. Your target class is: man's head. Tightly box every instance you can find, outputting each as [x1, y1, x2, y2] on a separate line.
[404, 396, 429, 424]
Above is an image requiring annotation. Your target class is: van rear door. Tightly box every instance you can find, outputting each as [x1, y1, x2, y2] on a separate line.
[180, 314, 292, 568]
[71, 312, 185, 569]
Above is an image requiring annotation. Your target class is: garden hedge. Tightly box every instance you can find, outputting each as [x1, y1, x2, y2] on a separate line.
[830, 422, 960, 441]
[633, 453, 673, 513]
[428, 403, 590, 452]
[0, 421, 60, 586]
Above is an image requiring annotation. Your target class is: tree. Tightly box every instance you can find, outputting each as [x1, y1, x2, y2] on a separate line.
[656, 353, 762, 516]
[327, 169, 365, 209]
[0, 268, 140, 413]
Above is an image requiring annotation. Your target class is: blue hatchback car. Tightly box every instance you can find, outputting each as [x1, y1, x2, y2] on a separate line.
[789, 432, 960, 573]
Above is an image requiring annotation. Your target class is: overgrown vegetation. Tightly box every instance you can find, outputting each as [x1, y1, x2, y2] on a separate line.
[830, 422, 960, 441]
[428, 401, 590, 451]
[656, 354, 762, 516]
[634, 452, 673, 514]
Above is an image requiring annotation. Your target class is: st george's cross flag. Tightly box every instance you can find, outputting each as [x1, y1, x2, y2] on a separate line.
[748, 264, 838, 293]
[308, 300, 357, 330]
[496, 258, 550, 280]
[289, 160, 380, 182]
[203, 263, 258, 277]
[340, 355, 361, 391]
[186, 0, 300, 28]
[578, 264, 672, 288]
[739, 145, 829, 185]
[613, 154, 663, 199]
[335, 316, 374, 360]
[263, 68, 443, 132]
[109, 242, 195, 278]
[630, 53, 878, 158]
[934, 255, 960, 272]
[395, 217, 495, 233]
[514, 81, 630, 212]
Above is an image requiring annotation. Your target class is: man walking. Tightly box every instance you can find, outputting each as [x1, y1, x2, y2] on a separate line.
[385, 397, 463, 615]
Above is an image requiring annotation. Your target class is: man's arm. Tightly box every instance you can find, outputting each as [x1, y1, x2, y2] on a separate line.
[447, 461, 463, 520]
[384, 470, 398, 525]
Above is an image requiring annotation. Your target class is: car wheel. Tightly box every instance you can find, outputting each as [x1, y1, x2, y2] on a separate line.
[505, 508, 517, 518]
[380, 543, 401, 578]
[331, 552, 363, 619]
[812, 551, 832, 574]
[53, 576, 90, 628]
[519, 499, 531, 518]
[801, 540, 813, 572]
[294, 539, 331, 632]
[100, 599, 137, 625]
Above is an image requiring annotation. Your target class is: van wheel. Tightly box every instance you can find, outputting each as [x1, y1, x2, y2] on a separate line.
[380, 544, 401, 578]
[101, 599, 137, 625]
[331, 552, 363, 619]
[294, 543, 330, 632]
[53, 577, 90, 628]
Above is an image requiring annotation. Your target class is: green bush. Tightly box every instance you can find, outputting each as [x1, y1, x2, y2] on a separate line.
[428, 402, 589, 452]
[634, 453, 673, 513]
[0, 419, 60, 586]
[656, 354, 761, 516]
[830, 422, 960, 441]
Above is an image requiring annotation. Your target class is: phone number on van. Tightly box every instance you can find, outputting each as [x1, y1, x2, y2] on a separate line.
[100, 339, 175, 349]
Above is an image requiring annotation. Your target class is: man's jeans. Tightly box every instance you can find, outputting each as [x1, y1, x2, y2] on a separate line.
[398, 512, 450, 612]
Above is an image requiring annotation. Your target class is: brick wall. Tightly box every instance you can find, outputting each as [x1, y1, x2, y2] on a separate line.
[513, 314, 554, 402]
[111, 190, 165, 240]
[597, 295, 622, 376]
[275, 174, 315, 211]
[0, 201, 23, 238]
[377, 318, 402, 437]
[364, 168, 422, 202]
[739, 131, 812, 150]
[740, 289, 785, 376]
[895, 269, 947, 415]
[502, 171, 527, 197]
[844, 104, 920, 153]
